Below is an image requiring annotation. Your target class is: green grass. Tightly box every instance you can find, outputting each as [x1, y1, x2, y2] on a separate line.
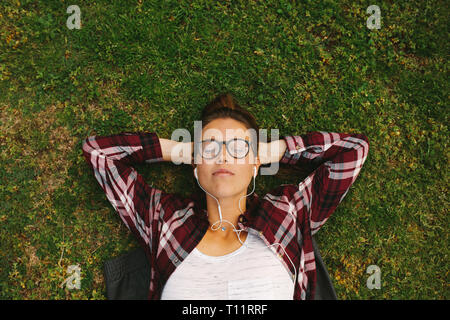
[0, 0, 448, 299]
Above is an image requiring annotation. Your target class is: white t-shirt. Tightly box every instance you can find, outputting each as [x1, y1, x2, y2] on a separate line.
[161, 231, 294, 300]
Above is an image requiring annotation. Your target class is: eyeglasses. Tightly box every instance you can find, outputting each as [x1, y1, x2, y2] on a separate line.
[200, 138, 251, 159]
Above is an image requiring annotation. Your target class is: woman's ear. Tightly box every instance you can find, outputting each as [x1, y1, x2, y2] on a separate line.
[253, 157, 261, 177]
[255, 156, 261, 171]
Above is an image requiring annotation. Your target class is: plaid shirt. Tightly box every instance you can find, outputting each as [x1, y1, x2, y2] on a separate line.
[81, 130, 369, 300]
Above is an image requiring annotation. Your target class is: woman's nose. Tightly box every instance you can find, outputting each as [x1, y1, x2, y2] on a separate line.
[216, 144, 230, 163]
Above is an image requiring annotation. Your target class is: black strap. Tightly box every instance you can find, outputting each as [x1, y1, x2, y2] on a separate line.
[103, 248, 150, 300]
[311, 236, 338, 300]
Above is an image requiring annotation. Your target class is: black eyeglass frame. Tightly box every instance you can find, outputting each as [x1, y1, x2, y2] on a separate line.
[199, 138, 255, 159]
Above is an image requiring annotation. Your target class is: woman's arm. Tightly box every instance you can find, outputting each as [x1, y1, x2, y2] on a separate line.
[264, 131, 369, 235]
[81, 131, 186, 250]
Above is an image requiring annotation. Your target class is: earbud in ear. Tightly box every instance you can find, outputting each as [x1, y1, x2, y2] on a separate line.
[194, 167, 198, 179]
[253, 166, 257, 178]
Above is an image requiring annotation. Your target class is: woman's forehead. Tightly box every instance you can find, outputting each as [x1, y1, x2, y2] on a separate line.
[202, 127, 253, 140]
[201, 118, 257, 141]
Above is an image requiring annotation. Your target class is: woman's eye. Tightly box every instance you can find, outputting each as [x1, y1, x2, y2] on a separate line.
[202, 142, 219, 157]
[230, 141, 248, 155]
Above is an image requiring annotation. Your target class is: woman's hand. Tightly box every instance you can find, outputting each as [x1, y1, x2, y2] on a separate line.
[179, 141, 194, 165]
[258, 140, 287, 165]
[160, 139, 193, 165]
[258, 141, 271, 165]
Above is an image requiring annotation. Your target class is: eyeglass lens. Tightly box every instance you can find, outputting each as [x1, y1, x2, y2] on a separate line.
[201, 139, 249, 159]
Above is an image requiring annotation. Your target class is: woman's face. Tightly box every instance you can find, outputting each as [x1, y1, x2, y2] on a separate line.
[194, 118, 260, 199]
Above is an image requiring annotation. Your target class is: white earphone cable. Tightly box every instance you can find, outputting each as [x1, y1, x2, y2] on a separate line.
[194, 166, 298, 297]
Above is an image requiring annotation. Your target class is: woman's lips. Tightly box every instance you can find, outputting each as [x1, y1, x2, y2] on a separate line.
[213, 172, 234, 176]
[213, 169, 234, 176]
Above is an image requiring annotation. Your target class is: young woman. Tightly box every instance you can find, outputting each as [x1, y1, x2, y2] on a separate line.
[81, 93, 369, 300]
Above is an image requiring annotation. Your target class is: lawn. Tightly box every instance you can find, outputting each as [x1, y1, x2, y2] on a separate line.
[0, 0, 448, 299]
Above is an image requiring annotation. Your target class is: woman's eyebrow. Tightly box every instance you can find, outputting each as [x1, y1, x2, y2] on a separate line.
[203, 136, 250, 141]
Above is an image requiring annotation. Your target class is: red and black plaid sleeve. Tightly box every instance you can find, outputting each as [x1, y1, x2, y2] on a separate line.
[81, 131, 169, 251]
[280, 131, 369, 234]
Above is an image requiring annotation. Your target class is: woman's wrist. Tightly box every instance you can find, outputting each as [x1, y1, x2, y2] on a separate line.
[259, 139, 287, 164]
[272, 139, 287, 163]
[160, 139, 192, 164]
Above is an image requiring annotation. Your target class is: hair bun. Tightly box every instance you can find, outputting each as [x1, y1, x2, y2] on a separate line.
[201, 93, 237, 118]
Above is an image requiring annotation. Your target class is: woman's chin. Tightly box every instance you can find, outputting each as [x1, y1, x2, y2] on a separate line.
[208, 187, 236, 199]
[211, 191, 233, 199]
[205, 180, 241, 198]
